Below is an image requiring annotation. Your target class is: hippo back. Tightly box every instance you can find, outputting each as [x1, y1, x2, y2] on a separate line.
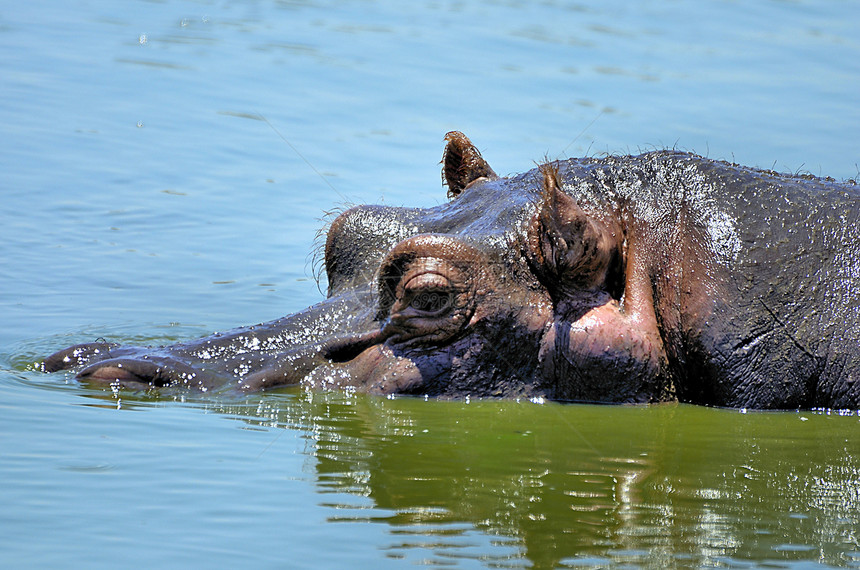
[556, 152, 860, 408]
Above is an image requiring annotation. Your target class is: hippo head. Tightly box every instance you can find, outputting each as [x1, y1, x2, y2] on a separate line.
[44, 132, 672, 403]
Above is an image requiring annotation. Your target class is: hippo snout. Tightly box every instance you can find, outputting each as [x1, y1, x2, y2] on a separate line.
[42, 284, 384, 393]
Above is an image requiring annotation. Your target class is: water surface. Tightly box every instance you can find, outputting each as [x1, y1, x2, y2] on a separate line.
[2, 0, 858, 567]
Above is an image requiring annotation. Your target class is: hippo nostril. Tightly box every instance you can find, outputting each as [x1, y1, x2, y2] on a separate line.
[323, 330, 387, 363]
[41, 342, 121, 372]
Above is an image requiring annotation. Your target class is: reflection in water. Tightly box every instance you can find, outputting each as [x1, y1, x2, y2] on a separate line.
[166, 391, 860, 568]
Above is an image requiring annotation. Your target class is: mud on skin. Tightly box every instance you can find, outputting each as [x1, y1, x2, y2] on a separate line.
[43, 131, 860, 409]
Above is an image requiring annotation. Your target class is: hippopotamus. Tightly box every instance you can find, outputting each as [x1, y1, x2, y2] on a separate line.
[43, 132, 860, 409]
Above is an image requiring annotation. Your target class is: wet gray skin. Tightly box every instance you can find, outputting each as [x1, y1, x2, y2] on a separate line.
[43, 132, 860, 408]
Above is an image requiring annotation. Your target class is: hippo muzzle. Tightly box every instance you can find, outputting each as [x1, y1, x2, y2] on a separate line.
[44, 285, 384, 395]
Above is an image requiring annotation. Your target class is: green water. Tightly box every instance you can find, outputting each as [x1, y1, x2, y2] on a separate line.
[3, 377, 858, 568]
[2, 0, 859, 567]
[263, 394, 860, 568]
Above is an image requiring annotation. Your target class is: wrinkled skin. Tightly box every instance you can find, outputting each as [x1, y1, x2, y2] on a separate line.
[43, 132, 860, 408]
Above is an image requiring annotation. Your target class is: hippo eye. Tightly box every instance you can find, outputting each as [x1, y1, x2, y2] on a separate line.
[408, 289, 453, 315]
[400, 273, 456, 317]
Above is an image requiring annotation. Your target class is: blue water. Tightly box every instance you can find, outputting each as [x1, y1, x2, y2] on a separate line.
[2, 1, 859, 567]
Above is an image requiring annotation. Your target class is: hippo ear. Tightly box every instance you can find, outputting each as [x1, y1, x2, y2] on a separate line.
[525, 162, 619, 299]
[442, 131, 498, 198]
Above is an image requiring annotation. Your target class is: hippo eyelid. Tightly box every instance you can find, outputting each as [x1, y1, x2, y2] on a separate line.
[375, 235, 483, 321]
[403, 271, 453, 294]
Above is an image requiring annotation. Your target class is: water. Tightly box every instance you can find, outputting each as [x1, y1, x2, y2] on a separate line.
[1, 0, 859, 567]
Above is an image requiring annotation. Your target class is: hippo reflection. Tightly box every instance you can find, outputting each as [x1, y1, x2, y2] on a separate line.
[44, 132, 860, 408]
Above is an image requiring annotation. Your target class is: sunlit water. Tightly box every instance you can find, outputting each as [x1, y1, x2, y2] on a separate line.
[1, 1, 859, 567]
